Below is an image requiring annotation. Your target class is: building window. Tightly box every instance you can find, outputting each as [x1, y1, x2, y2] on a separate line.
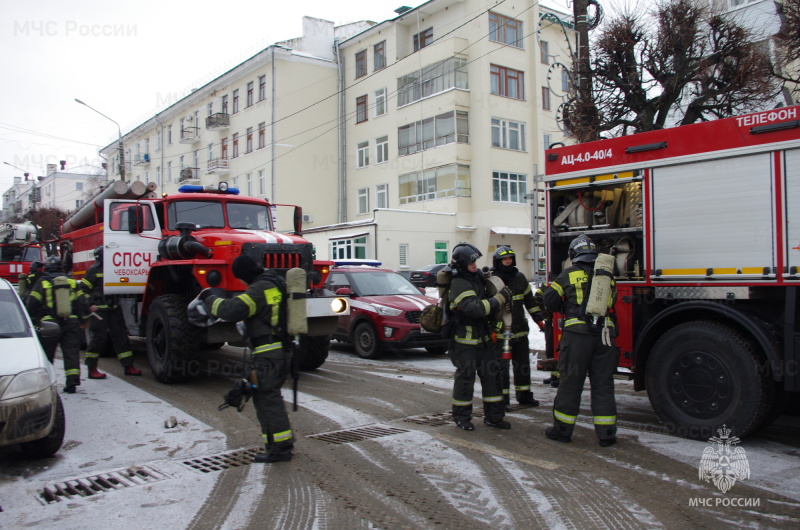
[399, 244, 408, 267]
[222, 95, 229, 114]
[356, 95, 368, 123]
[259, 169, 266, 195]
[207, 102, 213, 117]
[355, 50, 367, 78]
[167, 161, 172, 182]
[491, 118, 526, 151]
[397, 57, 468, 107]
[232, 177, 239, 189]
[331, 236, 367, 260]
[490, 65, 524, 100]
[540, 40, 549, 64]
[542, 86, 551, 110]
[375, 88, 387, 117]
[435, 241, 448, 264]
[398, 111, 469, 156]
[259, 75, 266, 101]
[258, 122, 266, 149]
[489, 12, 522, 48]
[179, 155, 185, 170]
[413, 27, 433, 51]
[232, 133, 239, 158]
[246, 127, 253, 153]
[376, 135, 389, 164]
[357, 141, 369, 168]
[562, 68, 572, 93]
[357, 188, 369, 214]
[543, 133, 552, 151]
[207, 143, 213, 161]
[376, 183, 388, 209]
[232, 89, 239, 113]
[247, 172, 253, 196]
[246, 82, 254, 107]
[398, 163, 471, 204]
[194, 149, 199, 170]
[222, 138, 229, 159]
[492, 171, 527, 203]
[76, 200, 83, 209]
[167, 125, 173, 145]
[374, 41, 386, 70]
[76, 182, 83, 191]
[157, 129, 162, 150]
[157, 166, 162, 187]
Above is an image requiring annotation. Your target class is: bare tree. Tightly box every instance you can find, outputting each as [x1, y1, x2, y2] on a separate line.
[28, 207, 69, 244]
[563, 0, 780, 142]
[775, 0, 800, 103]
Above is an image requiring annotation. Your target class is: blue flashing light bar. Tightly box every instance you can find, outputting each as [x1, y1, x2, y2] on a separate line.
[178, 184, 240, 195]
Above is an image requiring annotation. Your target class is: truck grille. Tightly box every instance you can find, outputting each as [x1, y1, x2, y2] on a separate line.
[263, 253, 302, 270]
[405, 310, 421, 324]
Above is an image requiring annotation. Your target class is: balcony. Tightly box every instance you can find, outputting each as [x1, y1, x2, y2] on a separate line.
[178, 167, 200, 183]
[205, 113, 230, 130]
[134, 153, 151, 166]
[180, 126, 200, 143]
[206, 158, 229, 174]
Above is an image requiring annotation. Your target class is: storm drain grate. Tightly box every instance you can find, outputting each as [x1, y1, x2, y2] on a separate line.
[38, 466, 168, 504]
[404, 410, 484, 426]
[181, 446, 263, 474]
[308, 425, 410, 445]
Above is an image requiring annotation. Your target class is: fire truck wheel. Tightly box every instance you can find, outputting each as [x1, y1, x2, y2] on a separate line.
[146, 295, 200, 383]
[645, 320, 772, 441]
[353, 322, 381, 359]
[297, 335, 330, 371]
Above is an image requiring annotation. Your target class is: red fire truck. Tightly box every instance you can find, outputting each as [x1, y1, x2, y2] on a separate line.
[58, 180, 348, 383]
[543, 106, 800, 439]
[0, 221, 45, 284]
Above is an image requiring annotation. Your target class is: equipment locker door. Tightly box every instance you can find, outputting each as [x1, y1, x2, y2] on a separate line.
[103, 200, 161, 294]
[786, 148, 800, 277]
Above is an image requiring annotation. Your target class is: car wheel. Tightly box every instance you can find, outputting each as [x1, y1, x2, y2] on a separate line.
[645, 321, 773, 440]
[21, 393, 65, 459]
[146, 294, 200, 383]
[353, 322, 381, 359]
[425, 346, 447, 355]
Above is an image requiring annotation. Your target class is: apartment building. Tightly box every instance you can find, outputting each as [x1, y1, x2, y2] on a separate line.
[100, 0, 575, 276]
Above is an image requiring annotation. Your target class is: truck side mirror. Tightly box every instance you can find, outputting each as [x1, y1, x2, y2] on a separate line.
[293, 206, 303, 236]
[127, 205, 145, 234]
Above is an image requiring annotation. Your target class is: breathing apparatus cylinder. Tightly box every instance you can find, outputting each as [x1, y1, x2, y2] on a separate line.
[286, 268, 308, 335]
[585, 253, 615, 346]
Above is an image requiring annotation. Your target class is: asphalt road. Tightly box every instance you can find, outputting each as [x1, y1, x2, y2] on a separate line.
[2, 341, 800, 529]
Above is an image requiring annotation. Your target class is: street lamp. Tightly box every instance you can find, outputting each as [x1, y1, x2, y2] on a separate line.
[75, 98, 125, 182]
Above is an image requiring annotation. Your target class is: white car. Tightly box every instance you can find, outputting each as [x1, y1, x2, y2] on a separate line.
[0, 278, 65, 458]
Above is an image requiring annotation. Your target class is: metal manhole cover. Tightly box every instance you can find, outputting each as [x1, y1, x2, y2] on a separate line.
[404, 410, 484, 426]
[38, 466, 168, 504]
[181, 447, 263, 473]
[308, 425, 409, 444]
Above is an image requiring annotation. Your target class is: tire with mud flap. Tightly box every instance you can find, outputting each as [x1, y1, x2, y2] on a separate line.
[353, 321, 381, 359]
[646, 320, 773, 440]
[21, 394, 65, 459]
[146, 294, 200, 383]
[297, 335, 330, 371]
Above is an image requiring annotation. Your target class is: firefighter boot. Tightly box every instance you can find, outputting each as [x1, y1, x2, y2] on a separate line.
[545, 426, 571, 443]
[88, 367, 107, 379]
[516, 392, 540, 407]
[63, 376, 81, 394]
[124, 365, 143, 376]
[254, 442, 293, 463]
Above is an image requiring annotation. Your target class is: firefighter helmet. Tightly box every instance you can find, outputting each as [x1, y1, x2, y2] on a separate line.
[94, 246, 103, 262]
[29, 260, 43, 274]
[568, 235, 598, 264]
[493, 246, 516, 268]
[44, 256, 63, 273]
[450, 243, 482, 272]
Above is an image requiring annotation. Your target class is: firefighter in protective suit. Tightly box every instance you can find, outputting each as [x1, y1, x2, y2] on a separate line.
[80, 246, 142, 379]
[26, 256, 89, 393]
[199, 254, 294, 463]
[489, 246, 541, 407]
[447, 243, 512, 431]
[543, 235, 618, 447]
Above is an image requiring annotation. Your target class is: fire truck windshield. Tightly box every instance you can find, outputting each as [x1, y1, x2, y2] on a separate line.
[167, 201, 225, 229]
[0, 245, 42, 262]
[227, 203, 269, 230]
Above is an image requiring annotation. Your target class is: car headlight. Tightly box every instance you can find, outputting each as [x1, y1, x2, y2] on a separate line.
[373, 304, 402, 317]
[1, 368, 51, 400]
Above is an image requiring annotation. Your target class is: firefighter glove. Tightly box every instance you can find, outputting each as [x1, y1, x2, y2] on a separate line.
[493, 286, 512, 306]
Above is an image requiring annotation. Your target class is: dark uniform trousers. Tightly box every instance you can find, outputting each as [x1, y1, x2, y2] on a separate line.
[450, 341, 505, 424]
[85, 306, 135, 368]
[497, 335, 532, 401]
[46, 316, 83, 384]
[251, 344, 293, 454]
[552, 330, 617, 441]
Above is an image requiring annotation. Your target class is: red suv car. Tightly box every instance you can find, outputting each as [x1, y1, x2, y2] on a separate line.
[325, 265, 449, 358]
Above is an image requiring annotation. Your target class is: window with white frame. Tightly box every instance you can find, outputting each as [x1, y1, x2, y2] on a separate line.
[398, 111, 468, 156]
[399, 163, 471, 204]
[76, 182, 83, 191]
[207, 143, 213, 161]
[399, 244, 408, 267]
[331, 235, 367, 260]
[375, 88, 387, 117]
[168, 125, 173, 145]
[491, 118, 526, 151]
[492, 171, 527, 203]
[376, 135, 389, 164]
[543, 133, 552, 151]
[157, 166, 162, 187]
[157, 129, 162, 150]
[542, 86, 551, 110]
[167, 161, 172, 182]
[357, 187, 369, 214]
[397, 57, 468, 107]
[259, 169, 266, 195]
[376, 183, 388, 209]
[357, 141, 369, 168]
[247, 173, 253, 196]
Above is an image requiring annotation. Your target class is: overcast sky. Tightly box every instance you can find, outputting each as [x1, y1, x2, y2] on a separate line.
[0, 0, 572, 193]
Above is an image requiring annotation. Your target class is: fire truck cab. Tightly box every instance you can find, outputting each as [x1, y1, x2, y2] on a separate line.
[543, 107, 800, 440]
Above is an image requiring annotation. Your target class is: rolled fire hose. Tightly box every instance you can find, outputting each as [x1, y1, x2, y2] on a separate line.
[485, 275, 513, 360]
[585, 253, 615, 346]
